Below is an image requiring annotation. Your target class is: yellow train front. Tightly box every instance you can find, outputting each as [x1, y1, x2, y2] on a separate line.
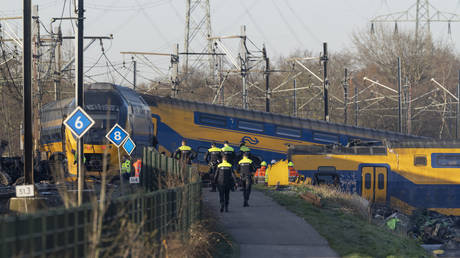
[40, 83, 155, 179]
[288, 141, 460, 216]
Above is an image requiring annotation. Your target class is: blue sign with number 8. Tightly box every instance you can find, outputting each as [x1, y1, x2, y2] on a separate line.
[106, 124, 128, 147]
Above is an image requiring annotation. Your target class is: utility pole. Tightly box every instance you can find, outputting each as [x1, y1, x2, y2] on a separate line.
[240, 25, 248, 109]
[263, 45, 270, 112]
[397, 57, 402, 133]
[75, 0, 84, 206]
[457, 70, 460, 139]
[132, 57, 136, 90]
[32, 5, 40, 156]
[320, 42, 329, 121]
[354, 87, 359, 127]
[23, 0, 33, 185]
[343, 68, 348, 124]
[171, 44, 179, 97]
[54, 26, 62, 100]
[293, 78, 297, 117]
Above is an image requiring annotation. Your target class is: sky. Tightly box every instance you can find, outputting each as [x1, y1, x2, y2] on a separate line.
[2, 0, 460, 84]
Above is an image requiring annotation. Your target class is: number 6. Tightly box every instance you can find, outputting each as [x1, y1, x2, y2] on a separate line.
[75, 116, 83, 129]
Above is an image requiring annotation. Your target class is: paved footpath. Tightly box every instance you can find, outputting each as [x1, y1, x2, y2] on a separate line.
[203, 188, 339, 258]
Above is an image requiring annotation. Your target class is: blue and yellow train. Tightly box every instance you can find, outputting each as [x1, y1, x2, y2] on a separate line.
[40, 83, 155, 178]
[288, 141, 460, 216]
[142, 94, 422, 173]
[40, 82, 422, 180]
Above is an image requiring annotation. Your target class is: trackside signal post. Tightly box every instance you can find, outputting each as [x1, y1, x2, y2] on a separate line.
[106, 124, 129, 193]
[76, 0, 84, 206]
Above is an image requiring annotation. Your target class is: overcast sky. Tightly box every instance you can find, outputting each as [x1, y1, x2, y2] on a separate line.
[2, 0, 460, 84]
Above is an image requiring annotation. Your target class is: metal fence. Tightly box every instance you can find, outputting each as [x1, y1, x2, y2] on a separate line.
[0, 148, 201, 257]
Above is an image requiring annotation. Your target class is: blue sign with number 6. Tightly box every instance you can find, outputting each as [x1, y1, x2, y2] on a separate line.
[63, 107, 95, 138]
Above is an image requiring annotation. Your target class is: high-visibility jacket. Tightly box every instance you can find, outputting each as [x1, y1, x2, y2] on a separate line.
[133, 159, 142, 177]
[264, 169, 269, 183]
[74, 151, 86, 164]
[173, 145, 196, 162]
[215, 161, 235, 185]
[221, 145, 235, 164]
[205, 147, 222, 165]
[239, 145, 251, 153]
[288, 166, 298, 177]
[121, 160, 131, 174]
[237, 157, 255, 178]
[255, 166, 267, 177]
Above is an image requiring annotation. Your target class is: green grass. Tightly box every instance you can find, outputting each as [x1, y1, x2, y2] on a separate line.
[254, 185, 429, 258]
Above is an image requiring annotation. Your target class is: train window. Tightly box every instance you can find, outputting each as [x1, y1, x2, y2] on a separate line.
[318, 166, 336, 173]
[432, 153, 460, 168]
[313, 132, 339, 144]
[275, 126, 301, 138]
[314, 167, 340, 186]
[365, 174, 371, 189]
[372, 147, 387, 155]
[377, 174, 384, 189]
[198, 113, 227, 127]
[237, 120, 264, 132]
[356, 147, 371, 155]
[414, 156, 427, 166]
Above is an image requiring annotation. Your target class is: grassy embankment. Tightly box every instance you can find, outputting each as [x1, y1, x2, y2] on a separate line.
[254, 184, 429, 258]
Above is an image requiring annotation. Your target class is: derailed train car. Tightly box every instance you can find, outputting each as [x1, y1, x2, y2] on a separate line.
[288, 141, 460, 216]
[40, 83, 155, 179]
[141, 94, 423, 175]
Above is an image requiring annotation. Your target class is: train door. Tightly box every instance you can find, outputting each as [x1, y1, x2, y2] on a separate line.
[361, 166, 388, 203]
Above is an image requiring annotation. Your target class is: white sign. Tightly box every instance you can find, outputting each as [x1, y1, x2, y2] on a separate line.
[129, 177, 140, 184]
[16, 184, 35, 197]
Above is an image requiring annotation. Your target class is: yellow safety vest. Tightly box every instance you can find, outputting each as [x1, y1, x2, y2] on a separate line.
[238, 157, 253, 164]
[218, 161, 232, 168]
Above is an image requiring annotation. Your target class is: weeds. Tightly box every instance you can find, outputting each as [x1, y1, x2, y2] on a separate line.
[294, 184, 370, 219]
[256, 184, 429, 258]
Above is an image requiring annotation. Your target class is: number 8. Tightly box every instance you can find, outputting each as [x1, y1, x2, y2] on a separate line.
[114, 131, 122, 141]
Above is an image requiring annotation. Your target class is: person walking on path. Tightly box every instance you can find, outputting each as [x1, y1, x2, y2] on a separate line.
[173, 139, 197, 164]
[237, 152, 256, 207]
[214, 156, 237, 212]
[221, 141, 235, 166]
[205, 142, 222, 192]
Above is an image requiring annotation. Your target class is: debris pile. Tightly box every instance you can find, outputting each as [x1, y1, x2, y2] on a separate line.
[408, 209, 460, 247]
[373, 205, 460, 252]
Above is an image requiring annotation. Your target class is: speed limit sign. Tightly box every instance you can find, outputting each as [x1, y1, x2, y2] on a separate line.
[63, 107, 95, 138]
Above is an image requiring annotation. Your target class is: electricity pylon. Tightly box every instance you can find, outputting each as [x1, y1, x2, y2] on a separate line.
[184, 0, 213, 76]
[371, 0, 460, 41]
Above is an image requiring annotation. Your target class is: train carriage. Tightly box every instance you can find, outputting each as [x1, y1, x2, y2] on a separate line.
[142, 94, 423, 175]
[288, 141, 460, 216]
[40, 83, 155, 178]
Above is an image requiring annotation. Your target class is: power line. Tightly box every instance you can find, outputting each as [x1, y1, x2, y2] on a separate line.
[271, 0, 304, 47]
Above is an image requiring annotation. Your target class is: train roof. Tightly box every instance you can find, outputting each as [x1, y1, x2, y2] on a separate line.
[41, 83, 146, 113]
[141, 94, 426, 142]
[387, 140, 460, 148]
[288, 140, 460, 157]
